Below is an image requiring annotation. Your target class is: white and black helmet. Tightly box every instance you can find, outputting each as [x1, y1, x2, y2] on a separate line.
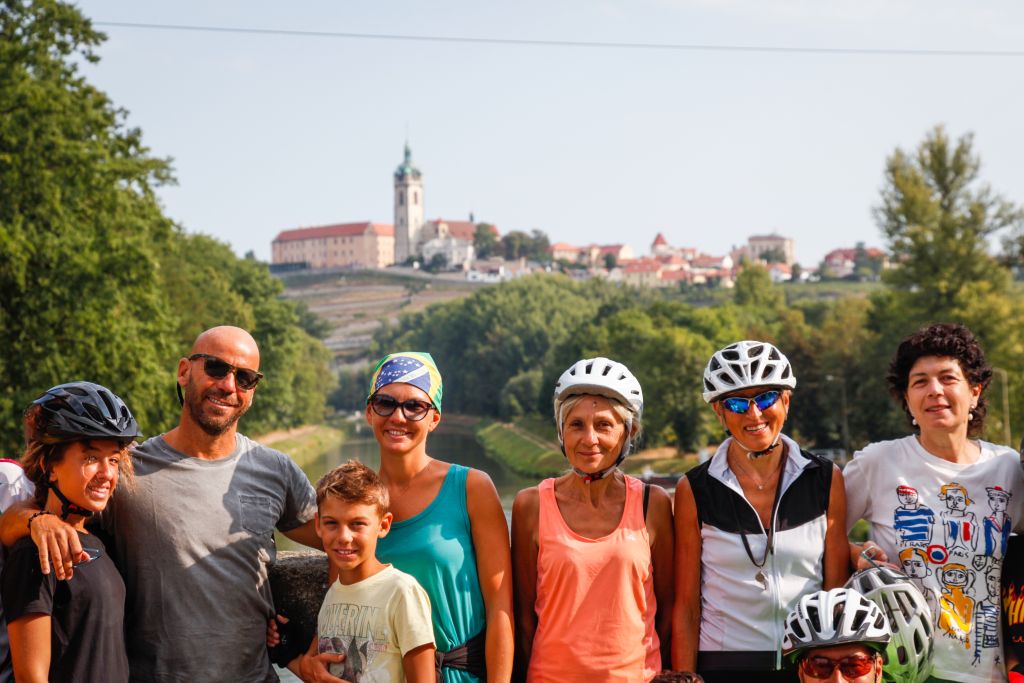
[846, 567, 934, 683]
[783, 588, 891, 659]
[702, 340, 796, 403]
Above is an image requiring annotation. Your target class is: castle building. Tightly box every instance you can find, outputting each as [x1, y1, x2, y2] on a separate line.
[271, 222, 395, 269]
[394, 143, 424, 263]
[747, 233, 795, 266]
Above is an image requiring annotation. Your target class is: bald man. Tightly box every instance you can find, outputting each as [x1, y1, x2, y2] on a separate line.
[1, 327, 321, 682]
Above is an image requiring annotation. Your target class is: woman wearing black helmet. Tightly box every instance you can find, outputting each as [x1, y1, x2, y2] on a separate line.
[1, 381, 139, 683]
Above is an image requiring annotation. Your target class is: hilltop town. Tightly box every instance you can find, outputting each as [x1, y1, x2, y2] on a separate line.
[271, 144, 889, 287]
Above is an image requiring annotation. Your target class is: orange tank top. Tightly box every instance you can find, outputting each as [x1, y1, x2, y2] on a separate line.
[527, 475, 660, 683]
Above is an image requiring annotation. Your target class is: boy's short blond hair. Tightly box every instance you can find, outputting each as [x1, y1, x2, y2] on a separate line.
[315, 459, 389, 517]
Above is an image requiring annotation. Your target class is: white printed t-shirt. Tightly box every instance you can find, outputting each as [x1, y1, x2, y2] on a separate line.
[318, 565, 435, 683]
[844, 436, 1024, 683]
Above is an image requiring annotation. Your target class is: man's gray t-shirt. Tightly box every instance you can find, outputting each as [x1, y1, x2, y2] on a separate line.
[103, 434, 317, 683]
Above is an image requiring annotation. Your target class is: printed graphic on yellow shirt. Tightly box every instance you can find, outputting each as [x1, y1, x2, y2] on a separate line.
[318, 601, 389, 682]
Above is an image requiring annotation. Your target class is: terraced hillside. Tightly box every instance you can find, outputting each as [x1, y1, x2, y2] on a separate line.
[278, 268, 481, 366]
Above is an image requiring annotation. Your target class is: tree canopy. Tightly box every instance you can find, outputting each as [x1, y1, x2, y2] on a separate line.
[0, 0, 333, 452]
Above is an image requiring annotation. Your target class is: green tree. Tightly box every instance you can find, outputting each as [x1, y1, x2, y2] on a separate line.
[875, 125, 1022, 315]
[0, 1, 179, 450]
[502, 230, 531, 260]
[760, 246, 787, 264]
[0, 1, 334, 450]
[473, 223, 498, 259]
[734, 265, 784, 310]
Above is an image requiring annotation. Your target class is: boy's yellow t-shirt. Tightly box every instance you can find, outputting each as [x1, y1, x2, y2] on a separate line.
[317, 565, 435, 682]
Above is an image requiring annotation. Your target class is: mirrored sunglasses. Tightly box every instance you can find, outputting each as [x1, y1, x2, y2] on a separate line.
[800, 653, 875, 679]
[721, 390, 781, 415]
[189, 353, 263, 390]
[368, 394, 433, 421]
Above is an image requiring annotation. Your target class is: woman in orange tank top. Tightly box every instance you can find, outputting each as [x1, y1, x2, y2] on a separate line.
[511, 358, 676, 683]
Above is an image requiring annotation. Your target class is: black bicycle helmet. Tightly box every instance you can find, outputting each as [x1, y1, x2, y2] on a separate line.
[31, 381, 141, 444]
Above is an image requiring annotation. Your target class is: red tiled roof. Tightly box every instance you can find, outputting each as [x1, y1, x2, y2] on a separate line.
[652, 232, 668, 246]
[599, 244, 625, 255]
[549, 242, 579, 251]
[429, 219, 498, 241]
[691, 256, 725, 268]
[660, 270, 690, 281]
[274, 222, 393, 242]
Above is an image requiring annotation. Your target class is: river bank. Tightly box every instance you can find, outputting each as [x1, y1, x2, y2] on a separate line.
[257, 414, 699, 485]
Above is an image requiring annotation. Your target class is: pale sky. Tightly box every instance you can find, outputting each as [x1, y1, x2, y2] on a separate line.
[74, 0, 1024, 267]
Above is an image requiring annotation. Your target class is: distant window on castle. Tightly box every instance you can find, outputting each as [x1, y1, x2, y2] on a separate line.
[413, 191, 418, 205]
[399, 193, 404, 206]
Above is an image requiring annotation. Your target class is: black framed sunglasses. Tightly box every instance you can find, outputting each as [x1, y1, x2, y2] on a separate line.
[721, 390, 781, 415]
[367, 393, 434, 421]
[189, 353, 264, 390]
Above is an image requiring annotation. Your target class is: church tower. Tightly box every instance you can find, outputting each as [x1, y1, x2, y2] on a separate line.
[394, 142, 424, 263]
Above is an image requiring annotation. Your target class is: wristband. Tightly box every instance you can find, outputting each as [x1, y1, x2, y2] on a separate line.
[27, 510, 56, 533]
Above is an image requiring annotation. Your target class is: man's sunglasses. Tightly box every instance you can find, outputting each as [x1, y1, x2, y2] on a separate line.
[799, 653, 875, 679]
[367, 393, 434, 421]
[189, 353, 263, 390]
[721, 390, 781, 415]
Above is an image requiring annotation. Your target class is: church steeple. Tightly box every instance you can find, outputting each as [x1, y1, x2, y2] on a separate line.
[394, 142, 424, 262]
[394, 141, 421, 181]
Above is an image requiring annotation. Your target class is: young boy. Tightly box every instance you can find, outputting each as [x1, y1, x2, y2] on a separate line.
[292, 460, 435, 682]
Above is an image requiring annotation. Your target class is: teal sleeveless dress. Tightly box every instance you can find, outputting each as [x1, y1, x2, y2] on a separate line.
[377, 464, 486, 683]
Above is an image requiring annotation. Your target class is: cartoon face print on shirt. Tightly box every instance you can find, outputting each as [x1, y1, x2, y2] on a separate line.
[894, 484, 935, 545]
[982, 486, 1012, 559]
[900, 547, 940, 625]
[938, 483, 978, 560]
[971, 565, 1003, 666]
[938, 562, 976, 649]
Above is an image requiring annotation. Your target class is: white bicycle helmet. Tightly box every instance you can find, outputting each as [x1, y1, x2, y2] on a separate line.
[702, 340, 796, 403]
[846, 567, 934, 683]
[783, 588, 890, 659]
[552, 357, 643, 481]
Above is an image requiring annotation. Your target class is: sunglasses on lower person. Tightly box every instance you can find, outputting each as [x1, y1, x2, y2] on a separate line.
[367, 393, 434, 421]
[189, 353, 263, 390]
[799, 653, 876, 680]
[721, 389, 781, 415]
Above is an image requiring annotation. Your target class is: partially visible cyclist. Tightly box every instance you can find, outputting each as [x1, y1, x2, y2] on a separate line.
[1, 381, 139, 683]
[845, 566, 935, 683]
[782, 587, 890, 682]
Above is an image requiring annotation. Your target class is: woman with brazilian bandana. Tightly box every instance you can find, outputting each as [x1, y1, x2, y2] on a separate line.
[672, 341, 850, 682]
[365, 352, 513, 683]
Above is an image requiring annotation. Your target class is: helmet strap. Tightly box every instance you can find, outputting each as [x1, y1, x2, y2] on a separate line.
[742, 438, 781, 460]
[48, 482, 94, 520]
[572, 453, 625, 483]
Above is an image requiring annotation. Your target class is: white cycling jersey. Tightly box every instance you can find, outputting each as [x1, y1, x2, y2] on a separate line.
[687, 435, 832, 673]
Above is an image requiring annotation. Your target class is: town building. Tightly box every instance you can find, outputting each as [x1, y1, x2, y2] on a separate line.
[821, 246, 889, 279]
[548, 242, 634, 267]
[271, 222, 395, 270]
[422, 236, 475, 270]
